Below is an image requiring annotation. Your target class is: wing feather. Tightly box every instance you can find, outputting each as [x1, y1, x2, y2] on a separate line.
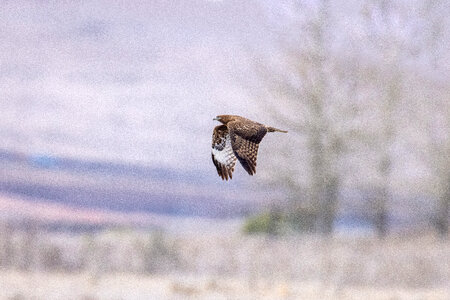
[211, 125, 237, 180]
[228, 120, 267, 176]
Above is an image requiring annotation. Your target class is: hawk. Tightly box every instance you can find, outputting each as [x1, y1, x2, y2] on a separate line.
[211, 115, 287, 180]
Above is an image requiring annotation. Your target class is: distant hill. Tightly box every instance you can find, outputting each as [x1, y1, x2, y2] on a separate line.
[0, 149, 267, 218]
[0, 149, 436, 231]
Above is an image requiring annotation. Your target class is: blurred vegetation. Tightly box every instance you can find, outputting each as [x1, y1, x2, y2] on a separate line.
[0, 220, 447, 292]
[252, 0, 449, 238]
[243, 210, 283, 235]
[243, 206, 318, 235]
[142, 230, 181, 273]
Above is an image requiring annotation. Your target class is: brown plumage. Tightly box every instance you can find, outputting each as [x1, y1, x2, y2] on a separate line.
[211, 115, 287, 180]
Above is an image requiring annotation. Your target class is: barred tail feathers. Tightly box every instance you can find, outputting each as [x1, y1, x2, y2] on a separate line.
[267, 126, 288, 133]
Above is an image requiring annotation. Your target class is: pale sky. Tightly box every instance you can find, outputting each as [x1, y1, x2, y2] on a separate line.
[0, 0, 448, 192]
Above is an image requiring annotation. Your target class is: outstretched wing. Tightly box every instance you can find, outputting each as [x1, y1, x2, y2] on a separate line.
[211, 125, 237, 180]
[228, 120, 267, 175]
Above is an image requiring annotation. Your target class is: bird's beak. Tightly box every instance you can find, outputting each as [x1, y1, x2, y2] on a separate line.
[213, 117, 220, 121]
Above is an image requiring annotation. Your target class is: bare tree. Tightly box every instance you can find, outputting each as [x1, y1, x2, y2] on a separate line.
[423, 1, 449, 238]
[410, 0, 449, 238]
[359, 0, 406, 238]
[252, 0, 358, 235]
[424, 93, 450, 238]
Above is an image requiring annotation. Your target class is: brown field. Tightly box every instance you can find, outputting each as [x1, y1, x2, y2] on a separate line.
[0, 230, 448, 300]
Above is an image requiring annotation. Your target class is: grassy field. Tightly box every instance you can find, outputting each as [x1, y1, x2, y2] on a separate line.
[0, 229, 448, 300]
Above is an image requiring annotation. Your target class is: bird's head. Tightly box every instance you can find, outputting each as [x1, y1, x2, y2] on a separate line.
[213, 115, 234, 125]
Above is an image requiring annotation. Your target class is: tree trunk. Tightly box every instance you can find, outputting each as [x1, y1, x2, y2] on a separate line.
[320, 176, 339, 235]
[0, 223, 14, 267]
[436, 175, 449, 238]
[373, 156, 391, 239]
[374, 186, 389, 239]
[20, 221, 37, 271]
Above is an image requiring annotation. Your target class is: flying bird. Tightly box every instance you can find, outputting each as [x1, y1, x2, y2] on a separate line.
[211, 115, 287, 180]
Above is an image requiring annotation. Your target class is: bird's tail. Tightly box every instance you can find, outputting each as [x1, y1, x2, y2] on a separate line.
[267, 126, 288, 133]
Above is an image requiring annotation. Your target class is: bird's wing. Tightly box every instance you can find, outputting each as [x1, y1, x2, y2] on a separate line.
[228, 120, 267, 175]
[211, 125, 237, 180]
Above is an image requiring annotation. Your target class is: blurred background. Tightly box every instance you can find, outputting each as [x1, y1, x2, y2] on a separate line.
[0, 0, 449, 299]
